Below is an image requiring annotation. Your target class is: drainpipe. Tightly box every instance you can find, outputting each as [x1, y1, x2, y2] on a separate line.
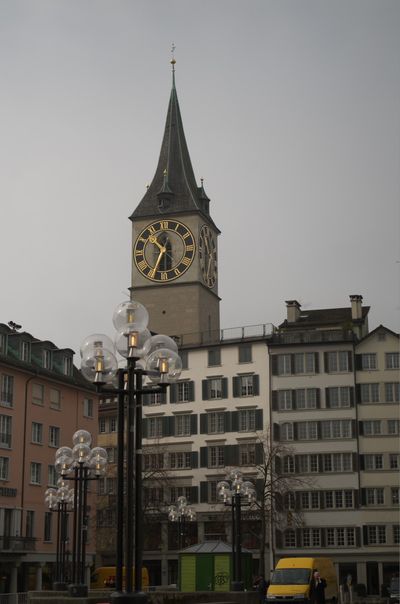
[20, 372, 38, 536]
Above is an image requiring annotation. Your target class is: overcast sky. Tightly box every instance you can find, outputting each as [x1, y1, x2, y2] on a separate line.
[1, 0, 399, 357]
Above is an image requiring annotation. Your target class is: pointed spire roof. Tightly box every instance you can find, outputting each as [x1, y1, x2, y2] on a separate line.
[130, 62, 217, 227]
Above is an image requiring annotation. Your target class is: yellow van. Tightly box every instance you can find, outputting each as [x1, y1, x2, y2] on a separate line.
[267, 558, 338, 604]
[91, 566, 149, 590]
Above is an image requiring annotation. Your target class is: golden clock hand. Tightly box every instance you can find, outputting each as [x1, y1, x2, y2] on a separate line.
[150, 247, 166, 277]
[149, 234, 164, 251]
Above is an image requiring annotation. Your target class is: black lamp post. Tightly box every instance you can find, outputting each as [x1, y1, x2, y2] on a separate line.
[45, 484, 74, 590]
[168, 496, 196, 550]
[80, 299, 182, 604]
[217, 470, 256, 591]
[54, 432, 108, 597]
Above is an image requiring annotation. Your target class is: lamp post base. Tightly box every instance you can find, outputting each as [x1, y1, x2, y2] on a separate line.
[68, 583, 88, 597]
[111, 592, 148, 604]
[231, 581, 244, 591]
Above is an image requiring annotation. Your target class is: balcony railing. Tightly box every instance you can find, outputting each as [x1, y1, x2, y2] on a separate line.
[177, 323, 275, 347]
[0, 536, 36, 552]
[271, 329, 355, 345]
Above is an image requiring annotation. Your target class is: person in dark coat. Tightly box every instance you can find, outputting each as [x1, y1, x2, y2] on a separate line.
[310, 570, 327, 604]
[253, 575, 269, 604]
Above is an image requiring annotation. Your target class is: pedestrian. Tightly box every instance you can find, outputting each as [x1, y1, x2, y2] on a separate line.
[310, 570, 327, 604]
[253, 575, 269, 604]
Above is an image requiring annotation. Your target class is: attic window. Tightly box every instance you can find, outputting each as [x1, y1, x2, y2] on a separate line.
[300, 314, 309, 319]
[63, 356, 73, 376]
[43, 350, 52, 370]
[21, 341, 31, 362]
[158, 198, 169, 211]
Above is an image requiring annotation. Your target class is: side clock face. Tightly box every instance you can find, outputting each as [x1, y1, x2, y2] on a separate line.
[134, 219, 196, 283]
[199, 224, 217, 288]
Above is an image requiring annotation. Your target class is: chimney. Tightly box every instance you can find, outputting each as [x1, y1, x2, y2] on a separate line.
[285, 300, 301, 323]
[349, 295, 363, 321]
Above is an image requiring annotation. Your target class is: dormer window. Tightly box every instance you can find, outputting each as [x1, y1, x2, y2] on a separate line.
[43, 350, 52, 370]
[21, 341, 31, 362]
[0, 333, 7, 354]
[63, 356, 73, 376]
[158, 198, 169, 211]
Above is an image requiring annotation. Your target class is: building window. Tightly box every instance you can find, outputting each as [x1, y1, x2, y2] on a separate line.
[207, 412, 225, 434]
[388, 419, 399, 435]
[0, 415, 12, 448]
[21, 341, 31, 362]
[326, 351, 350, 373]
[326, 527, 355, 547]
[209, 446, 224, 468]
[84, 398, 93, 418]
[146, 392, 164, 406]
[323, 453, 352, 472]
[321, 420, 352, 439]
[300, 492, 320, 510]
[363, 420, 382, 435]
[48, 465, 57, 487]
[1, 375, 14, 407]
[144, 453, 164, 470]
[280, 423, 294, 441]
[49, 426, 60, 447]
[326, 387, 351, 408]
[239, 409, 256, 432]
[389, 454, 399, 469]
[386, 352, 400, 370]
[361, 353, 377, 370]
[391, 488, 399, 505]
[294, 353, 315, 374]
[277, 354, 292, 376]
[43, 350, 52, 369]
[106, 447, 116, 463]
[169, 452, 191, 469]
[32, 422, 43, 444]
[239, 443, 256, 466]
[147, 417, 163, 438]
[99, 417, 106, 433]
[297, 421, 318, 440]
[177, 382, 190, 403]
[208, 348, 221, 366]
[175, 414, 191, 437]
[393, 525, 400, 544]
[0, 333, 7, 353]
[30, 462, 41, 485]
[364, 454, 383, 470]
[50, 388, 61, 409]
[0, 456, 9, 480]
[239, 375, 254, 397]
[366, 488, 384, 505]
[284, 529, 296, 547]
[110, 417, 117, 432]
[26, 511, 35, 538]
[385, 383, 400, 402]
[179, 350, 188, 370]
[32, 383, 44, 405]
[170, 486, 192, 503]
[44, 512, 52, 541]
[278, 390, 293, 411]
[63, 356, 73, 376]
[295, 389, 317, 410]
[367, 525, 386, 545]
[297, 454, 319, 473]
[238, 344, 252, 363]
[302, 528, 321, 547]
[360, 383, 380, 403]
[210, 378, 223, 399]
[283, 455, 295, 474]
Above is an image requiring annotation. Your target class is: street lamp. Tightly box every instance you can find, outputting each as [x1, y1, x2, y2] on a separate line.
[217, 469, 256, 591]
[54, 431, 108, 597]
[80, 299, 182, 604]
[44, 482, 74, 590]
[168, 495, 196, 550]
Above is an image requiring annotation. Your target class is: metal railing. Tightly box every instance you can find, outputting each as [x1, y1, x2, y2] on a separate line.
[177, 323, 276, 346]
[0, 593, 28, 604]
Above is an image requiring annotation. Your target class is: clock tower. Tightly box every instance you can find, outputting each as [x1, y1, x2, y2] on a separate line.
[130, 61, 220, 344]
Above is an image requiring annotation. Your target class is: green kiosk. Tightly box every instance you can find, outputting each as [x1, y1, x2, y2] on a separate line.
[179, 541, 253, 592]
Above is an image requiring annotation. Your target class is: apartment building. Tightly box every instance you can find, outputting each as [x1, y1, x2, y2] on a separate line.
[268, 298, 399, 595]
[0, 323, 97, 593]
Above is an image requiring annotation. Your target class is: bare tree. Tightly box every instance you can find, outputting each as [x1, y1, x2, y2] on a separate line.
[251, 431, 314, 576]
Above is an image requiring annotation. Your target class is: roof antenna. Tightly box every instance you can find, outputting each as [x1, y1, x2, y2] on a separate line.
[171, 42, 176, 86]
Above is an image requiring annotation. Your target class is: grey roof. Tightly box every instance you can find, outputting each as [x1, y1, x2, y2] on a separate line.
[279, 306, 370, 330]
[181, 541, 251, 554]
[129, 71, 219, 232]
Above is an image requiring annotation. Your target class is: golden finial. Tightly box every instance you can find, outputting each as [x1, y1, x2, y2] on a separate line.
[163, 168, 168, 176]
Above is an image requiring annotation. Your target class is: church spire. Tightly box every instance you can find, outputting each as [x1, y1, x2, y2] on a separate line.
[130, 57, 209, 220]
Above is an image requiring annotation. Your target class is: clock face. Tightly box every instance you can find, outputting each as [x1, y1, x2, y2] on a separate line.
[134, 219, 196, 282]
[199, 224, 217, 288]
